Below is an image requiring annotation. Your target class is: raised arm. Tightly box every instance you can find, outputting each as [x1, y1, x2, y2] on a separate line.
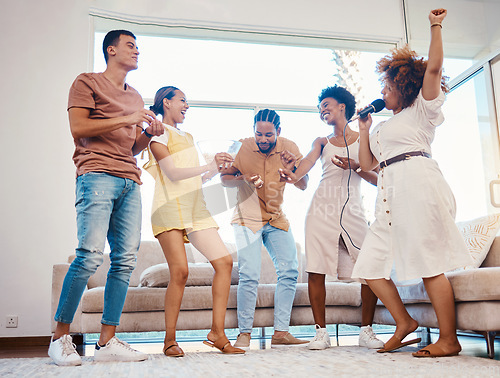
[422, 8, 447, 101]
[279, 137, 325, 184]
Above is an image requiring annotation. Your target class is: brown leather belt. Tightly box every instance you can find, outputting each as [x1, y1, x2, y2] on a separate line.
[379, 151, 431, 169]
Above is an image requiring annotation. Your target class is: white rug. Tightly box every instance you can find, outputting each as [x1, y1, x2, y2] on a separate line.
[2, 345, 499, 377]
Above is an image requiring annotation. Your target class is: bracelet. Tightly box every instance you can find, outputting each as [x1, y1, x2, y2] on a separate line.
[143, 129, 153, 138]
[355, 167, 362, 173]
[431, 23, 442, 28]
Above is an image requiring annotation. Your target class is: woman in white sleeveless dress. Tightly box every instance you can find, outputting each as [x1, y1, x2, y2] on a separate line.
[279, 86, 381, 350]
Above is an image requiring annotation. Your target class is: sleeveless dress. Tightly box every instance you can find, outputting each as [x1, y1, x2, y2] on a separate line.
[305, 138, 369, 279]
[144, 124, 217, 243]
[351, 91, 472, 284]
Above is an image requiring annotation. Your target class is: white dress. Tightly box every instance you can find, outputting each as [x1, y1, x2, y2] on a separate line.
[305, 139, 369, 279]
[351, 90, 472, 284]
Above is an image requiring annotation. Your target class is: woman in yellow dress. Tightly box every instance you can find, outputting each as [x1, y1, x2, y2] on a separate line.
[146, 86, 244, 356]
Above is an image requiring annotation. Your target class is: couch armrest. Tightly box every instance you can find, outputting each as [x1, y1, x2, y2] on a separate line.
[51, 263, 83, 333]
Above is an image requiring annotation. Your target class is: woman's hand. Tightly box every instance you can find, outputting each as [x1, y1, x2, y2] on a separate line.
[429, 8, 447, 24]
[278, 168, 298, 184]
[357, 112, 373, 134]
[331, 155, 360, 171]
[212, 152, 234, 172]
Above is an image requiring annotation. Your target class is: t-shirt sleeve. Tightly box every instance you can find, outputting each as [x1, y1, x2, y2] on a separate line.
[150, 132, 169, 148]
[67, 74, 96, 110]
[416, 89, 445, 127]
[287, 140, 303, 167]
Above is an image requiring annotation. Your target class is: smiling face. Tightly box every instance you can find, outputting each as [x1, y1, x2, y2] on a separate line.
[381, 81, 403, 114]
[163, 90, 189, 125]
[254, 121, 280, 154]
[318, 97, 346, 126]
[107, 34, 139, 71]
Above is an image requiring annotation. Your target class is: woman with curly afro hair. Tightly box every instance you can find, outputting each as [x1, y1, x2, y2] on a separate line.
[351, 9, 473, 358]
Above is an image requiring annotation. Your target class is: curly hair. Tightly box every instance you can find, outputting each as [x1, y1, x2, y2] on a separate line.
[376, 45, 448, 109]
[318, 85, 356, 121]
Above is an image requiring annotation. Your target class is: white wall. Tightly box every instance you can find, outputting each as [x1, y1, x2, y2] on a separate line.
[0, 0, 90, 337]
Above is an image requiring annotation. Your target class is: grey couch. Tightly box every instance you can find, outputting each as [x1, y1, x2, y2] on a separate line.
[51, 236, 500, 358]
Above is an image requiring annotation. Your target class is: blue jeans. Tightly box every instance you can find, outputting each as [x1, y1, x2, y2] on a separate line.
[234, 223, 299, 333]
[54, 173, 141, 326]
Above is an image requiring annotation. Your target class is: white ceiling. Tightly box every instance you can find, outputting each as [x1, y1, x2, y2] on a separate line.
[405, 0, 500, 59]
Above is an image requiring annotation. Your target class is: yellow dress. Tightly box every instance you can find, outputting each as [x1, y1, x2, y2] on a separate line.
[144, 124, 217, 242]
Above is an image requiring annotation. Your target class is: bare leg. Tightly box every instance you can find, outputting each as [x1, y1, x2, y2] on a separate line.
[188, 228, 233, 342]
[420, 274, 461, 355]
[308, 272, 326, 328]
[361, 283, 378, 326]
[98, 324, 116, 345]
[53, 322, 71, 340]
[157, 230, 189, 345]
[366, 278, 418, 345]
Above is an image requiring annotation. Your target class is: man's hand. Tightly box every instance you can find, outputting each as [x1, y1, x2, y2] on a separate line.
[243, 173, 264, 189]
[144, 118, 164, 137]
[280, 150, 297, 171]
[128, 108, 157, 127]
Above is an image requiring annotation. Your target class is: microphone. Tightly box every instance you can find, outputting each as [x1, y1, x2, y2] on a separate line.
[349, 99, 385, 122]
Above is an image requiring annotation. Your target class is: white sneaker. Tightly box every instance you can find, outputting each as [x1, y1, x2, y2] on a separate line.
[48, 334, 82, 366]
[308, 324, 331, 350]
[94, 336, 148, 362]
[359, 325, 384, 349]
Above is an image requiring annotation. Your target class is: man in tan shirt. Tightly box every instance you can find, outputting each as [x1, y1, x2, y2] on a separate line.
[221, 109, 308, 349]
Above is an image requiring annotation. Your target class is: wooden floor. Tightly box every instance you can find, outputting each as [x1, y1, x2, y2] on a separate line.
[1, 332, 499, 360]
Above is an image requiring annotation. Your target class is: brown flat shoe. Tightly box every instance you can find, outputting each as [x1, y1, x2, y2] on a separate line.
[412, 344, 460, 358]
[377, 336, 421, 353]
[163, 340, 184, 357]
[203, 336, 245, 354]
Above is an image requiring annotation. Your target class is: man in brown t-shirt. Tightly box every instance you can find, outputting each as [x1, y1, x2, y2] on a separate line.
[221, 109, 309, 349]
[49, 30, 163, 366]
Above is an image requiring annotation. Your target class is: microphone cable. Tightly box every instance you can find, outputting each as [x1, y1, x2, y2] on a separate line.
[338, 120, 361, 250]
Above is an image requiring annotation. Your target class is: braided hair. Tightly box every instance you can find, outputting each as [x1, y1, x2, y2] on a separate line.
[149, 86, 180, 116]
[254, 109, 280, 130]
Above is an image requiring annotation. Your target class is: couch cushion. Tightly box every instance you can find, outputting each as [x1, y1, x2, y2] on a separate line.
[397, 267, 500, 304]
[139, 262, 239, 287]
[455, 214, 500, 270]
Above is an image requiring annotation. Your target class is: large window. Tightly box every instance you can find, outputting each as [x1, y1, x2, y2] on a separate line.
[93, 32, 494, 246]
[94, 33, 388, 245]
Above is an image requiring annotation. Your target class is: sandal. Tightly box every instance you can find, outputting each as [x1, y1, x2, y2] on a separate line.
[163, 340, 184, 357]
[203, 336, 245, 354]
[412, 343, 460, 358]
[377, 336, 421, 353]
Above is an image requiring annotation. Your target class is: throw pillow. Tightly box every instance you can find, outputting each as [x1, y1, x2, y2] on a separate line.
[456, 213, 500, 269]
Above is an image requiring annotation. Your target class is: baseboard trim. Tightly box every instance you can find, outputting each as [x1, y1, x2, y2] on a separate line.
[0, 335, 84, 349]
